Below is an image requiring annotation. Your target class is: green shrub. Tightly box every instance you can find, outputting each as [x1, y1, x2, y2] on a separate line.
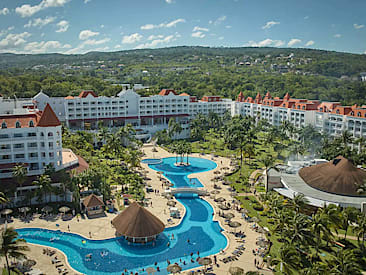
[253, 204, 264, 211]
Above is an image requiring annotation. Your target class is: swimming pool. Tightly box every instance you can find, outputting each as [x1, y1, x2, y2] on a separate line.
[17, 157, 226, 275]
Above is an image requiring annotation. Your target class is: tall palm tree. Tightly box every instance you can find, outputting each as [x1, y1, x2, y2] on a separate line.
[310, 211, 332, 252]
[32, 174, 52, 203]
[353, 214, 366, 252]
[261, 155, 276, 193]
[340, 207, 358, 239]
[271, 245, 300, 275]
[286, 193, 309, 213]
[284, 213, 312, 245]
[12, 164, 27, 188]
[0, 227, 29, 275]
[168, 118, 182, 139]
[327, 249, 362, 275]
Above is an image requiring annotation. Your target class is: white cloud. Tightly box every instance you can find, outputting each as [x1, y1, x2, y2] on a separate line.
[84, 0, 91, 3]
[262, 21, 280, 30]
[225, 25, 232, 29]
[148, 34, 164, 40]
[0, 32, 31, 52]
[141, 18, 185, 30]
[218, 36, 224, 40]
[23, 40, 71, 53]
[135, 34, 178, 49]
[24, 16, 56, 28]
[83, 38, 110, 46]
[15, 0, 70, 17]
[114, 44, 121, 49]
[334, 34, 341, 38]
[0, 8, 9, 15]
[0, 27, 15, 38]
[192, 31, 205, 38]
[304, 16, 309, 20]
[245, 39, 285, 47]
[288, 38, 302, 47]
[79, 30, 99, 40]
[353, 23, 364, 29]
[165, 0, 174, 3]
[209, 15, 226, 26]
[305, 40, 314, 47]
[193, 26, 209, 32]
[122, 33, 143, 44]
[56, 20, 69, 33]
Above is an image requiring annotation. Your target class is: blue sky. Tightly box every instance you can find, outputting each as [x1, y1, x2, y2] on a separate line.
[0, 0, 365, 54]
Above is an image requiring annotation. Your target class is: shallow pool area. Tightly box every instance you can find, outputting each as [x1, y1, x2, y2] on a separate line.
[17, 157, 226, 275]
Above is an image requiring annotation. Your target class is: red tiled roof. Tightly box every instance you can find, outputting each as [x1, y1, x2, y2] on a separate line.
[65, 95, 74, 99]
[36, 104, 61, 127]
[78, 90, 97, 98]
[159, 89, 177, 96]
[179, 93, 190, 96]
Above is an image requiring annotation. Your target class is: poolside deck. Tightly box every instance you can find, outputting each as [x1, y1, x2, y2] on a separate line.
[7, 144, 273, 274]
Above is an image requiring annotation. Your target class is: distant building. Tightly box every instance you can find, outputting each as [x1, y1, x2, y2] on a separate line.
[360, 72, 366, 82]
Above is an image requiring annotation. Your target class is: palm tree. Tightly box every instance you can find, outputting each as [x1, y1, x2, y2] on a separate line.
[97, 127, 110, 144]
[0, 227, 29, 275]
[32, 174, 52, 203]
[168, 118, 182, 139]
[327, 249, 362, 275]
[340, 207, 358, 239]
[286, 193, 309, 213]
[271, 245, 300, 275]
[12, 164, 27, 188]
[0, 192, 8, 204]
[310, 211, 332, 252]
[261, 155, 276, 193]
[284, 213, 312, 245]
[356, 181, 366, 195]
[184, 142, 192, 164]
[353, 214, 366, 252]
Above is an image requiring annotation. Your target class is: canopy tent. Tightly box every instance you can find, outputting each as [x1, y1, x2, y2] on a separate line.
[299, 156, 366, 196]
[111, 202, 165, 243]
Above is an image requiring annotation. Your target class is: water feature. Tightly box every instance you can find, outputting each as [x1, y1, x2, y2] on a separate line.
[17, 157, 227, 274]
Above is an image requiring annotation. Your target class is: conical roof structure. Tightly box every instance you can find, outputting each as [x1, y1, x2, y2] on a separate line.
[299, 156, 366, 196]
[112, 202, 165, 238]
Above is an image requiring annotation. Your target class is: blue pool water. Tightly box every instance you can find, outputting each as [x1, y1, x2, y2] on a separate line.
[17, 157, 226, 275]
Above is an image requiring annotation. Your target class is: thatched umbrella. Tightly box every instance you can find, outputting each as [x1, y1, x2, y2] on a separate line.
[214, 197, 226, 203]
[19, 206, 31, 217]
[41, 205, 53, 215]
[167, 263, 182, 274]
[146, 267, 156, 274]
[58, 206, 71, 215]
[1, 209, 12, 219]
[223, 213, 235, 219]
[210, 190, 220, 194]
[229, 266, 244, 275]
[198, 257, 212, 271]
[218, 204, 229, 210]
[240, 208, 248, 214]
[229, 221, 241, 228]
[214, 170, 221, 174]
[167, 200, 176, 207]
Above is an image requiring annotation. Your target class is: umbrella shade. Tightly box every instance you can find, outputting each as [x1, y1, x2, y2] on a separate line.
[211, 190, 220, 194]
[229, 266, 244, 275]
[19, 207, 30, 213]
[42, 206, 53, 213]
[229, 221, 241, 228]
[58, 206, 71, 213]
[1, 209, 12, 215]
[218, 204, 229, 210]
[214, 170, 221, 174]
[167, 200, 176, 207]
[167, 263, 182, 274]
[198, 257, 212, 266]
[223, 213, 235, 219]
[146, 267, 156, 274]
[23, 259, 36, 268]
[214, 197, 226, 203]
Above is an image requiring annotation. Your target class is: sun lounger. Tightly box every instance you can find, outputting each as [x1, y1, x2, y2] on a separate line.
[55, 264, 63, 268]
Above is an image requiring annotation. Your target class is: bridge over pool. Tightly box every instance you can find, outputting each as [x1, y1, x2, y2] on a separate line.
[171, 187, 209, 196]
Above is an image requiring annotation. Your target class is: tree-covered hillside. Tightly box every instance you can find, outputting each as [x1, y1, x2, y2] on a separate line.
[0, 46, 366, 105]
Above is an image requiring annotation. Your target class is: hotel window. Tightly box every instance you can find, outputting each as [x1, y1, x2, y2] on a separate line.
[1, 122, 7, 129]
[358, 112, 361, 117]
[15, 121, 21, 128]
[29, 120, 34, 127]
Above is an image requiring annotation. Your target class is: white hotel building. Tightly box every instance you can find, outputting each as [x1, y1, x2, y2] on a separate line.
[33, 89, 233, 139]
[234, 91, 366, 138]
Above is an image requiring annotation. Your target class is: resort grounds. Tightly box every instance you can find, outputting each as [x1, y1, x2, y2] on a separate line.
[2, 144, 273, 275]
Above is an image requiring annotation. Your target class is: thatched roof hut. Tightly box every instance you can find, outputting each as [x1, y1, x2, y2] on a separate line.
[299, 156, 366, 196]
[111, 202, 165, 242]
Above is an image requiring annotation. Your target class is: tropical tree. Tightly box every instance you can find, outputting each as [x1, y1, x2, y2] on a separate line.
[12, 164, 27, 188]
[0, 192, 8, 204]
[353, 214, 366, 252]
[327, 249, 362, 275]
[32, 174, 53, 203]
[271, 245, 300, 275]
[286, 193, 309, 213]
[261, 155, 276, 193]
[340, 207, 358, 239]
[310, 211, 332, 252]
[168, 118, 182, 139]
[0, 227, 29, 275]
